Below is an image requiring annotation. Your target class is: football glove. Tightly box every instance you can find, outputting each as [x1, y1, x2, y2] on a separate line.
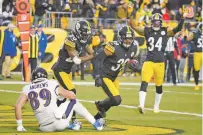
[73, 56, 81, 65]
[17, 125, 26, 132]
[95, 75, 102, 87]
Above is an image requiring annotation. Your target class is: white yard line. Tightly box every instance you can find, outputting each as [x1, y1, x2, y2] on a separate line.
[0, 81, 199, 87]
[121, 88, 202, 95]
[0, 89, 202, 118]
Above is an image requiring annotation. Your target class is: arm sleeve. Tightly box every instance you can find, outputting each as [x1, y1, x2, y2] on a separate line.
[172, 18, 184, 34]
[174, 40, 179, 55]
[93, 48, 107, 76]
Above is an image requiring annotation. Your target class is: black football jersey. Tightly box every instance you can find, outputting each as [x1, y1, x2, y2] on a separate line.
[144, 27, 168, 62]
[193, 32, 203, 52]
[101, 41, 138, 80]
[52, 33, 89, 73]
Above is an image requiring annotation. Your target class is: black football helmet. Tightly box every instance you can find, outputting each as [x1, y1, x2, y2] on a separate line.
[31, 67, 48, 82]
[75, 20, 92, 44]
[151, 13, 162, 31]
[197, 22, 202, 33]
[118, 25, 135, 48]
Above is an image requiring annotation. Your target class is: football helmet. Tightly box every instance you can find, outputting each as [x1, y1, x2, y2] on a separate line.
[75, 20, 92, 44]
[118, 25, 135, 48]
[31, 67, 48, 82]
[197, 22, 202, 33]
[151, 13, 162, 31]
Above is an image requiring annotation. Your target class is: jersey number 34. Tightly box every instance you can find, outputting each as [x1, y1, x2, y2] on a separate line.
[148, 37, 162, 51]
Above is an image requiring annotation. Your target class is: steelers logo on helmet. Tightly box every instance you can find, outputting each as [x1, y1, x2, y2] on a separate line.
[151, 13, 162, 31]
[75, 20, 92, 44]
[118, 25, 135, 49]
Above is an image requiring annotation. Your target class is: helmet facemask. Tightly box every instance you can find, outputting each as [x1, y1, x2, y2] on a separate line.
[121, 34, 134, 48]
[152, 20, 161, 31]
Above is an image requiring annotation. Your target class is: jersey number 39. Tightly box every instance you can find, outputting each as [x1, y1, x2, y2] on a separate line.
[148, 37, 162, 51]
[111, 59, 129, 71]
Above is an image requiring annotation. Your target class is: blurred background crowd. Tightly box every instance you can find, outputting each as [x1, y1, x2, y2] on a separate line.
[0, 0, 202, 84]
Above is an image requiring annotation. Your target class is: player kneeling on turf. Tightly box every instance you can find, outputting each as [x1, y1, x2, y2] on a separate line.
[15, 67, 105, 132]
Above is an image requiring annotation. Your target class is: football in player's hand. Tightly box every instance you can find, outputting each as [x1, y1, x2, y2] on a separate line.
[128, 59, 141, 72]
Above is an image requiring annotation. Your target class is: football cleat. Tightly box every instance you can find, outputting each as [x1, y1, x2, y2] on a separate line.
[68, 119, 82, 130]
[153, 108, 160, 113]
[137, 106, 145, 114]
[93, 118, 105, 131]
[194, 85, 200, 91]
[95, 101, 106, 118]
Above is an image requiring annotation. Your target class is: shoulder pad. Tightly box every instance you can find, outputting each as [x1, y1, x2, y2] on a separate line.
[105, 42, 115, 53]
[132, 40, 139, 46]
[64, 36, 76, 48]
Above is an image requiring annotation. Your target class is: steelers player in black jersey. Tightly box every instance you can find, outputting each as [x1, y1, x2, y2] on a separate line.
[51, 20, 94, 129]
[131, 13, 186, 114]
[186, 23, 202, 90]
[93, 25, 139, 119]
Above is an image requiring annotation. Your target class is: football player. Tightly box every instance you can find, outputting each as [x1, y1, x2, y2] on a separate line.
[51, 20, 94, 128]
[94, 25, 139, 119]
[186, 22, 202, 90]
[15, 68, 105, 132]
[131, 13, 186, 113]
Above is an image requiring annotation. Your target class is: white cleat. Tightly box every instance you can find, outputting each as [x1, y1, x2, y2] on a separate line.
[137, 106, 145, 114]
[153, 108, 160, 113]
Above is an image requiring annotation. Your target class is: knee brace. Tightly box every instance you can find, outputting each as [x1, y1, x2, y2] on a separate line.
[140, 81, 148, 92]
[111, 95, 122, 106]
[156, 85, 163, 94]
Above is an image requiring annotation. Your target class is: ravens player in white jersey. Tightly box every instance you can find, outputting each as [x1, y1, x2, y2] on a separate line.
[131, 13, 186, 113]
[186, 22, 203, 90]
[15, 68, 105, 132]
[51, 20, 94, 129]
[93, 25, 139, 119]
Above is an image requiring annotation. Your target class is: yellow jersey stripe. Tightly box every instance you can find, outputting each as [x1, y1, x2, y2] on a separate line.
[64, 39, 75, 48]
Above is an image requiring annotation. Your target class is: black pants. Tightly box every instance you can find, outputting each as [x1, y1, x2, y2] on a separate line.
[187, 54, 194, 81]
[72, 63, 85, 80]
[0, 55, 5, 74]
[175, 60, 180, 82]
[29, 58, 37, 73]
[165, 52, 176, 84]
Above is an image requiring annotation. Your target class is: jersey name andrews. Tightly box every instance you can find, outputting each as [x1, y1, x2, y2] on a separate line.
[30, 82, 48, 90]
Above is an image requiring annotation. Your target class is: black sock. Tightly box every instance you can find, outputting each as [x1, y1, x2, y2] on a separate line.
[194, 70, 200, 85]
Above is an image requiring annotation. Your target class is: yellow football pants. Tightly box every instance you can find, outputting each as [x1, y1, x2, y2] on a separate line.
[53, 70, 75, 90]
[194, 52, 202, 71]
[102, 77, 120, 97]
[142, 61, 165, 86]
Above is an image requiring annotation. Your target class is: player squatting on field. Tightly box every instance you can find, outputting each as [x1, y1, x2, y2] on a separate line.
[15, 68, 105, 132]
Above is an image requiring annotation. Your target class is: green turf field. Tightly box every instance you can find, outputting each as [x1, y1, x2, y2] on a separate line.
[0, 76, 202, 135]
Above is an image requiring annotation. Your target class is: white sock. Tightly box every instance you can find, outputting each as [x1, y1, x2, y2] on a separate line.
[154, 93, 163, 109]
[139, 91, 146, 108]
[74, 101, 96, 125]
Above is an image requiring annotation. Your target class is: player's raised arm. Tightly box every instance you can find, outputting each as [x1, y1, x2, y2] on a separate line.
[129, 17, 145, 36]
[167, 13, 187, 36]
[15, 92, 28, 132]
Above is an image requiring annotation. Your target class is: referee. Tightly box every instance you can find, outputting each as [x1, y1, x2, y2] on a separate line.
[165, 36, 180, 85]
[29, 25, 39, 73]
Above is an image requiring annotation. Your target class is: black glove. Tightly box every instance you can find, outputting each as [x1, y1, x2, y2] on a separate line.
[95, 75, 102, 87]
